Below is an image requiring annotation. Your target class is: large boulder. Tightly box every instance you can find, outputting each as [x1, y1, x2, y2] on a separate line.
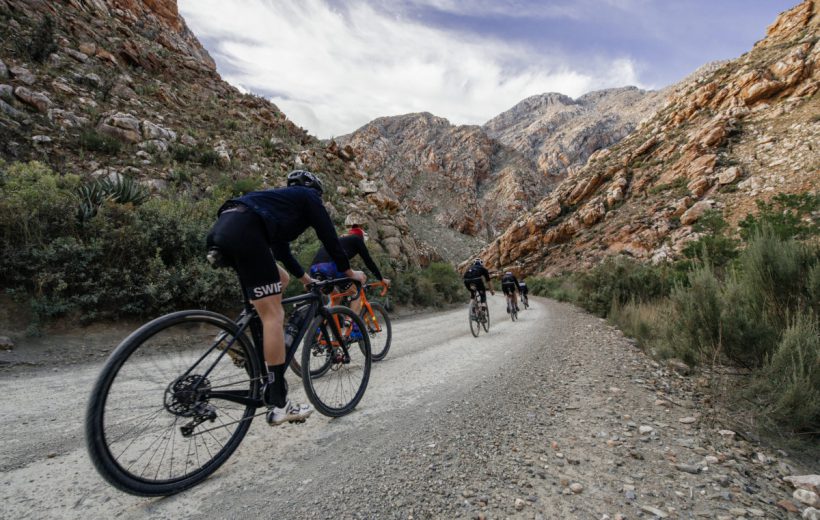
[97, 112, 142, 143]
[141, 120, 177, 141]
[680, 200, 714, 225]
[13, 87, 52, 113]
[48, 108, 90, 128]
[9, 65, 35, 85]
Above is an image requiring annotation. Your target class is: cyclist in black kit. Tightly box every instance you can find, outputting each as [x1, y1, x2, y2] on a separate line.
[501, 271, 520, 314]
[310, 223, 390, 318]
[463, 258, 494, 311]
[518, 278, 529, 307]
[206, 170, 366, 426]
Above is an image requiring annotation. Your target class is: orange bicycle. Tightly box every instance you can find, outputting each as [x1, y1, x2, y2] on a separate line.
[330, 281, 392, 361]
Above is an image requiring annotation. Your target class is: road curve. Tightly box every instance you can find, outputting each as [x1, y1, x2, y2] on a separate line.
[0, 295, 802, 519]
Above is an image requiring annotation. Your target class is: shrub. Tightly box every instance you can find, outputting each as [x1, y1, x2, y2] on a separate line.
[681, 210, 739, 269]
[754, 311, 820, 434]
[739, 193, 820, 241]
[79, 130, 122, 155]
[26, 15, 57, 62]
[528, 275, 577, 302]
[77, 176, 149, 221]
[667, 266, 722, 365]
[574, 257, 677, 317]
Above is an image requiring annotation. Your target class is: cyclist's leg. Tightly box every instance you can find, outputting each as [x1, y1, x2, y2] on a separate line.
[346, 269, 366, 315]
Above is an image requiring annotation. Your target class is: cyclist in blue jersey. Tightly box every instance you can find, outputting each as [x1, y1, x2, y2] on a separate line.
[207, 170, 366, 425]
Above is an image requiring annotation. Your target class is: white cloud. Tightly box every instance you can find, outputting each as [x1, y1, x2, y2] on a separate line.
[179, 0, 645, 138]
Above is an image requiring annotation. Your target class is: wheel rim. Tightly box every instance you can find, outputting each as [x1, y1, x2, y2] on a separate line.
[363, 305, 391, 359]
[99, 318, 256, 485]
[303, 310, 370, 414]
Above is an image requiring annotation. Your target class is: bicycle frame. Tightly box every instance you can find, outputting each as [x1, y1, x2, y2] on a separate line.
[329, 281, 388, 333]
[179, 279, 359, 409]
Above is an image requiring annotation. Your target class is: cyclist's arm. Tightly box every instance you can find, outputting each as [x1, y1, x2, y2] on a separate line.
[351, 236, 383, 280]
[271, 241, 305, 279]
[306, 191, 350, 273]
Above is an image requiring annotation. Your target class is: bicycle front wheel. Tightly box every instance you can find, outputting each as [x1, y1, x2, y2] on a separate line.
[301, 306, 371, 417]
[362, 302, 392, 361]
[86, 310, 260, 496]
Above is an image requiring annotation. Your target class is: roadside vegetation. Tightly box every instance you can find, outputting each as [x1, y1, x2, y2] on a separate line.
[0, 161, 462, 333]
[529, 193, 819, 440]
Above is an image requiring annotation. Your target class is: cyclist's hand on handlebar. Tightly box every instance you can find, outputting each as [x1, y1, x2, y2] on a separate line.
[300, 273, 318, 289]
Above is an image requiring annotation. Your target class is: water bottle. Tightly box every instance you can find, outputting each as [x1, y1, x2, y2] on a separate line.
[284, 305, 309, 348]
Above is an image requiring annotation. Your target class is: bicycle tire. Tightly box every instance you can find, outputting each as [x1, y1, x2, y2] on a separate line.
[363, 302, 392, 361]
[86, 310, 260, 496]
[482, 303, 490, 332]
[301, 306, 371, 417]
[469, 301, 480, 337]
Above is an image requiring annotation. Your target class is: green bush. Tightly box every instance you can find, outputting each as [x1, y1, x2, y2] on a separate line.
[668, 266, 722, 365]
[527, 275, 577, 302]
[26, 15, 57, 62]
[681, 210, 739, 269]
[79, 130, 123, 155]
[574, 257, 677, 317]
[739, 193, 819, 242]
[754, 311, 820, 434]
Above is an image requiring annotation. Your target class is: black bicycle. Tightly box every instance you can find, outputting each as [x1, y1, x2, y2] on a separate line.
[86, 277, 370, 497]
[467, 283, 490, 337]
[521, 293, 529, 309]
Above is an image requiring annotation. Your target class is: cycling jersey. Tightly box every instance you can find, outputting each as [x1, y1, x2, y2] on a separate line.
[207, 186, 348, 300]
[501, 274, 520, 296]
[312, 235, 383, 280]
[463, 265, 491, 303]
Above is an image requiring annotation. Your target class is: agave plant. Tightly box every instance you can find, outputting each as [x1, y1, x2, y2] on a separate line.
[76, 176, 150, 222]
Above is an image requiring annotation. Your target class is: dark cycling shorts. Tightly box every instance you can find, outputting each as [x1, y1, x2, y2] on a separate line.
[519, 286, 528, 296]
[207, 207, 281, 301]
[310, 262, 355, 296]
[464, 278, 487, 303]
[502, 282, 517, 296]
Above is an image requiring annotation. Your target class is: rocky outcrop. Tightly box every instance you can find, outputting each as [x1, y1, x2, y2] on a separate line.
[484, 88, 664, 178]
[0, 0, 427, 267]
[477, 0, 820, 275]
[337, 112, 554, 260]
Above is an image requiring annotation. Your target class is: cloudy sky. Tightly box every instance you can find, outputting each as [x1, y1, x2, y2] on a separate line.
[179, 0, 796, 138]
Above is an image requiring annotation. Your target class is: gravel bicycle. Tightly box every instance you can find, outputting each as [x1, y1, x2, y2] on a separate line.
[521, 292, 529, 309]
[86, 276, 371, 497]
[354, 281, 392, 361]
[467, 283, 490, 337]
[505, 292, 519, 322]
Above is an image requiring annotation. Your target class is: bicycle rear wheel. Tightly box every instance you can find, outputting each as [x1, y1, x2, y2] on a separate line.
[469, 301, 480, 337]
[363, 302, 392, 361]
[301, 306, 371, 417]
[482, 303, 490, 332]
[86, 310, 260, 496]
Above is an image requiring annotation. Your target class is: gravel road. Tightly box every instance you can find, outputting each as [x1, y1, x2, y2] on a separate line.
[0, 296, 814, 519]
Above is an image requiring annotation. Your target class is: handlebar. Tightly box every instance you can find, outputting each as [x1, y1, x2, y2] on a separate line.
[365, 281, 389, 297]
[307, 277, 362, 292]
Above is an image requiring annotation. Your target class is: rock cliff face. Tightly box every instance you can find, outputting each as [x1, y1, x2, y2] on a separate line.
[337, 112, 554, 261]
[477, 0, 820, 275]
[341, 89, 669, 263]
[484, 87, 663, 178]
[0, 0, 427, 265]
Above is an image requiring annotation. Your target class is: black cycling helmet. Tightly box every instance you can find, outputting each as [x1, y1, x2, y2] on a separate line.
[286, 170, 323, 194]
[473, 258, 483, 266]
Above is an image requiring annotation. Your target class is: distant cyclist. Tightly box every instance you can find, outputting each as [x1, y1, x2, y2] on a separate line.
[463, 258, 494, 311]
[518, 279, 529, 308]
[501, 271, 520, 314]
[310, 223, 390, 319]
[207, 170, 365, 426]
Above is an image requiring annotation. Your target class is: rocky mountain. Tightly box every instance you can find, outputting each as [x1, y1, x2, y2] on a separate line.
[484, 87, 664, 178]
[478, 0, 819, 275]
[337, 112, 553, 261]
[339, 88, 672, 263]
[0, 0, 427, 265]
